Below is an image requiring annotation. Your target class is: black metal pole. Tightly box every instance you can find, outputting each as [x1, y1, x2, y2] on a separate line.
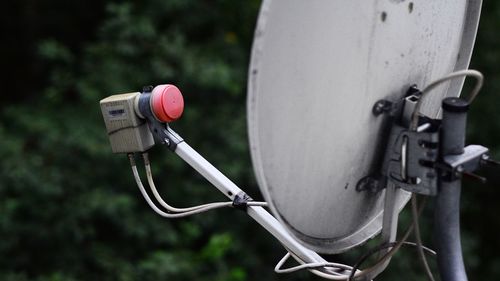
[434, 97, 469, 281]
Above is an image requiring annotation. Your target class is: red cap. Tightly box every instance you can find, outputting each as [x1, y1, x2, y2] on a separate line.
[151, 84, 184, 122]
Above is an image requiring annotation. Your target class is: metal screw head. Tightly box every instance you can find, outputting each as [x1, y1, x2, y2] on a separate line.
[454, 165, 464, 178]
[372, 99, 392, 116]
[164, 138, 171, 146]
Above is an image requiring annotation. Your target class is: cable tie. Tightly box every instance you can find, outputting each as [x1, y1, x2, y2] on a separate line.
[232, 192, 253, 211]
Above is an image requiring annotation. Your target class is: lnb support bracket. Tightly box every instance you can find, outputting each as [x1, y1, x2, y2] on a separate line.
[137, 89, 184, 151]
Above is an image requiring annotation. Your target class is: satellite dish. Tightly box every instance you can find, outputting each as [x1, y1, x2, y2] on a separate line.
[248, 0, 481, 253]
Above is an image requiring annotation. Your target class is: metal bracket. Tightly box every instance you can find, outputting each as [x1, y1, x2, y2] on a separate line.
[137, 90, 184, 151]
[372, 86, 420, 118]
[382, 124, 439, 196]
[371, 87, 439, 196]
[441, 145, 489, 182]
[374, 93, 490, 195]
[370, 87, 438, 195]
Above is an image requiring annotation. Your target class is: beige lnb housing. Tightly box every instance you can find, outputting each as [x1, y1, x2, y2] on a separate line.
[100, 92, 155, 153]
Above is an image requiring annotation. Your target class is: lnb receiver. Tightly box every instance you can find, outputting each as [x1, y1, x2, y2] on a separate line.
[99, 84, 184, 153]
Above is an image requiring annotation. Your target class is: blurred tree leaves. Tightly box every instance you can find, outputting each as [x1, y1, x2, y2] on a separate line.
[0, 0, 499, 281]
[0, 0, 266, 280]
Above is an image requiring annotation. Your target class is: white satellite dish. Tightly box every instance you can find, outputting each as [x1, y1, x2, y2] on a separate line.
[102, 1, 492, 279]
[248, 0, 482, 253]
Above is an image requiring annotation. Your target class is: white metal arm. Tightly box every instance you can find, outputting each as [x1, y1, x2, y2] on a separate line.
[173, 141, 326, 264]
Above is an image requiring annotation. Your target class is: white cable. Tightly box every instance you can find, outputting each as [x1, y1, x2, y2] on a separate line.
[130, 156, 223, 218]
[288, 248, 408, 281]
[410, 69, 484, 131]
[244, 202, 269, 206]
[277, 252, 361, 280]
[275, 252, 352, 274]
[411, 194, 435, 281]
[129, 154, 267, 219]
[274, 198, 434, 281]
[275, 241, 435, 280]
[143, 153, 234, 212]
[142, 153, 267, 210]
[275, 252, 366, 281]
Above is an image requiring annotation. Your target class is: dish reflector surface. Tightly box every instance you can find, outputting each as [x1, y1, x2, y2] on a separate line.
[248, 0, 481, 253]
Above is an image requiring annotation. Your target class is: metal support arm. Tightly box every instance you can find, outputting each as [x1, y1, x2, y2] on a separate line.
[172, 141, 328, 267]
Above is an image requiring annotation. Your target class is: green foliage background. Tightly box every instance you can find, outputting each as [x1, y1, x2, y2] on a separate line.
[0, 1, 498, 280]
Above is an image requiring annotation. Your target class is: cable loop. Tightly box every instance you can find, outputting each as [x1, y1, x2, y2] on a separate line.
[128, 153, 267, 219]
[410, 69, 484, 131]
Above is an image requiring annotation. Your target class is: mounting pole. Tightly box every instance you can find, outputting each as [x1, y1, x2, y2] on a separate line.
[434, 97, 469, 281]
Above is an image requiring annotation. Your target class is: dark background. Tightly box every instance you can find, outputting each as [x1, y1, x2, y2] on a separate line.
[0, 1, 499, 280]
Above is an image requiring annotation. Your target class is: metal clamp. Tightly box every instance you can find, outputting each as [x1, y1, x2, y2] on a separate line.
[232, 192, 254, 211]
[382, 124, 439, 196]
[137, 90, 184, 151]
[440, 145, 489, 182]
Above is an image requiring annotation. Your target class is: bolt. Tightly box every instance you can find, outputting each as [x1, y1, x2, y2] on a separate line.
[454, 165, 464, 178]
[372, 100, 392, 116]
[462, 171, 487, 184]
[481, 154, 500, 167]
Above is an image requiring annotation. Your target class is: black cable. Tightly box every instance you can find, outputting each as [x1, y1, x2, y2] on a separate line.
[347, 241, 436, 281]
[348, 197, 431, 281]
